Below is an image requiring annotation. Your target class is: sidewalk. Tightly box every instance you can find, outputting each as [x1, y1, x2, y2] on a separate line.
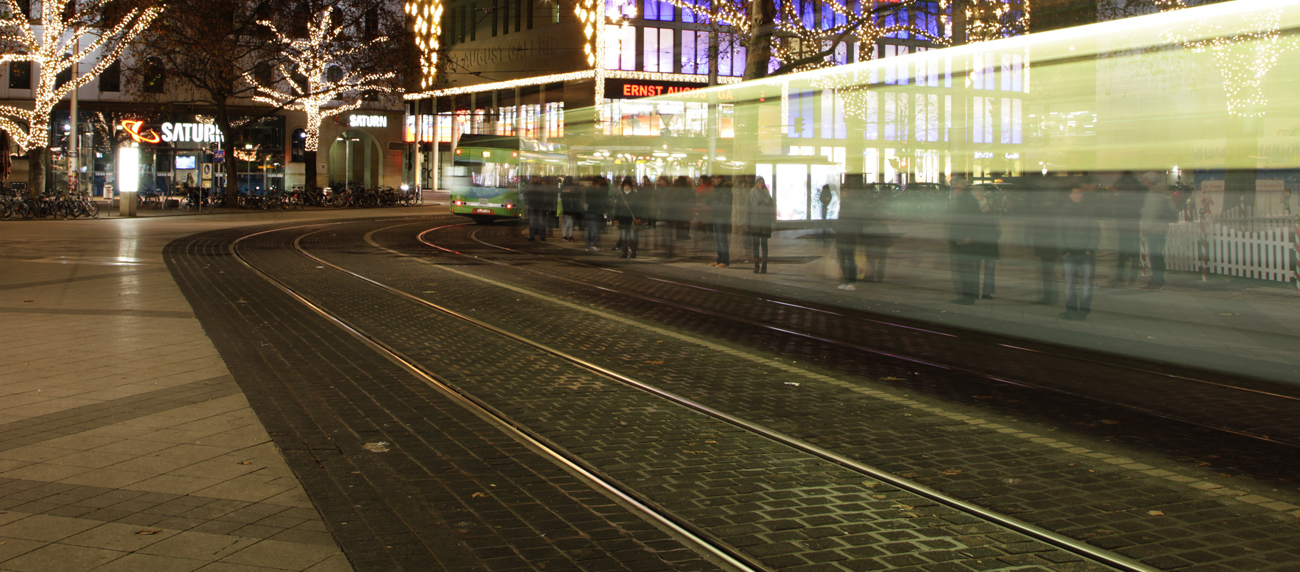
[0, 207, 441, 572]
[534, 219, 1300, 385]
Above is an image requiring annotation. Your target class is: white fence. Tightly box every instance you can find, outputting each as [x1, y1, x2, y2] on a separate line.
[1167, 210, 1298, 284]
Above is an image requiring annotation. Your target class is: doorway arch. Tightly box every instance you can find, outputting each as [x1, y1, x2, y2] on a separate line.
[328, 129, 382, 189]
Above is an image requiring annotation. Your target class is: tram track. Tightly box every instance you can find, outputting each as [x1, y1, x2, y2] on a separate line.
[228, 219, 1146, 572]
[414, 221, 1300, 452]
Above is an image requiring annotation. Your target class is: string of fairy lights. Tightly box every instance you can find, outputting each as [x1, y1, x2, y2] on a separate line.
[0, 0, 161, 153]
[406, 0, 444, 91]
[244, 7, 395, 152]
[1159, 1, 1292, 118]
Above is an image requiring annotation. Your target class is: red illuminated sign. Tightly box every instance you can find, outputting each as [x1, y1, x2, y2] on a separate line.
[604, 79, 732, 102]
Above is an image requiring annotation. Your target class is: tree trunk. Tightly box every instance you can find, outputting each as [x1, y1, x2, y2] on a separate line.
[304, 149, 318, 193]
[27, 147, 46, 198]
[222, 137, 238, 208]
[1223, 115, 1259, 213]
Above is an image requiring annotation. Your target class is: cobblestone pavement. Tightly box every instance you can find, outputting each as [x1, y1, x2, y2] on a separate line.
[180, 221, 1134, 572]
[167, 226, 733, 572]
[324, 218, 1299, 572]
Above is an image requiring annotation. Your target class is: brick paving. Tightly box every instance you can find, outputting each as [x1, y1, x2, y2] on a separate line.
[208, 223, 1125, 572]
[323, 218, 1300, 572]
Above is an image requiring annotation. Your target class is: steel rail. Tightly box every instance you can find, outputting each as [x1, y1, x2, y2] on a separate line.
[292, 220, 1157, 572]
[228, 224, 764, 572]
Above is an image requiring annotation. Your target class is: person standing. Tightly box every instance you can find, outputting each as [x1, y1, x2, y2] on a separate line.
[1109, 171, 1145, 286]
[1057, 182, 1101, 320]
[524, 176, 546, 241]
[968, 183, 1002, 299]
[818, 184, 834, 245]
[672, 176, 693, 240]
[1028, 179, 1065, 304]
[583, 177, 609, 251]
[834, 180, 865, 290]
[748, 177, 776, 274]
[559, 177, 581, 241]
[614, 178, 642, 258]
[946, 177, 982, 304]
[709, 177, 734, 267]
[1139, 172, 1176, 290]
[859, 186, 892, 283]
[694, 176, 715, 247]
[542, 177, 560, 237]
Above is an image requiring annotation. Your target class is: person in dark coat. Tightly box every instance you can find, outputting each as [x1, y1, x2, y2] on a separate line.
[709, 178, 734, 267]
[1109, 171, 1145, 286]
[613, 177, 642, 258]
[582, 177, 610, 251]
[835, 180, 866, 290]
[542, 177, 560, 236]
[747, 177, 777, 274]
[1027, 179, 1066, 304]
[818, 184, 834, 244]
[524, 177, 546, 241]
[559, 177, 581, 241]
[859, 186, 892, 283]
[968, 183, 1002, 298]
[671, 176, 693, 240]
[1057, 182, 1102, 320]
[946, 177, 982, 304]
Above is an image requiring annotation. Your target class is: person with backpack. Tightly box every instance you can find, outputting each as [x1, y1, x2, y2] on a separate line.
[613, 177, 642, 258]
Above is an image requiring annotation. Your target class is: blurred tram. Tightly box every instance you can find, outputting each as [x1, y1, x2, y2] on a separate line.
[449, 135, 569, 224]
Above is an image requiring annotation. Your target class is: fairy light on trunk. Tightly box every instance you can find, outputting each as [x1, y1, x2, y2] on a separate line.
[243, 8, 396, 153]
[0, 0, 162, 153]
[406, 0, 443, 90]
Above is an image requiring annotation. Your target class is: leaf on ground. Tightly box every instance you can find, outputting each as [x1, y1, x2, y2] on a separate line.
[362, 442, 390, 453]
[784, 382, 800, 386]
[22, 300, 33, 303]
[1148, 510, 1165, 516]
[892, 504, 914, 511]
[238, 461, 251, 465]
[1101, 419, 1120, 425]
[942, 469, 963, 476]
[135, 529, 163, 535]
[882, 377, 905, 381]
[471, 492, 487, 498]
[644, 361, 664, 365]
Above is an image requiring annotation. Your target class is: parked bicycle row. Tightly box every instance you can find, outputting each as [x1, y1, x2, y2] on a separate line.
[1, 190, 100, 220]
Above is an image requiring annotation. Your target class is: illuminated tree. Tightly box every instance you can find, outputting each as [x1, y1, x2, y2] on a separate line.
[133, 0, 409, 206]
[0, 0, 162, 194]
[243, 6, 398, 193]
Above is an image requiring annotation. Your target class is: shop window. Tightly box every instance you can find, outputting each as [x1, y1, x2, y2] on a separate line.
[680, 30, 708, 74]
[9, 61, 30, 90]
[642, 27, 673, 73]
[142, 57, 165, 93]
[525, 0, 533, 29]
[290, 129, 306, 162]
[681, 0, 708, 24]
[364, 7, 380, 39]
[606, 0, 636, 19]
[717, 33, 745, 76]
[99, 60, 120, 92]
[253, 62, 274, 86]
[604, 24, 636, 71]
[644, 0, 674, 21]
[12, 0, 29, 19]
[515, 0, 522, 32]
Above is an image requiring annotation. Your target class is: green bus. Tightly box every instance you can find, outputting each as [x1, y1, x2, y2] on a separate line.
[449, 135, 568, 224]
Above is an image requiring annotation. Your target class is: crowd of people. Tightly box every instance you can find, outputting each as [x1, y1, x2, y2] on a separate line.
[518, 170, 1183, 321]
[519, 174, 776, 272]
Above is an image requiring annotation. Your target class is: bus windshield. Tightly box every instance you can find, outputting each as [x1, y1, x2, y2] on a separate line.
[457, 160, 517, 189]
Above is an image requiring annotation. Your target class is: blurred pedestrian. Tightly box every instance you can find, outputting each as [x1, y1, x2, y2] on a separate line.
[583, 177, 610, 251]
[559, 177, 581, 242]
[614, 178, 642, 258]
[969, 182, 1002, 299]
[1028, 179, 1065, 304]
[835, 180, 865, 290]
[1109, 171, 1145, 286]
[946, 176, 981, 304]
[818, 184, 834, 245]
[1057, 182, 1102, 320]
[748, 177, 776, 274]
[709, 177, 734, 267]
[543, 177, 560, 237]
[672, 176, 693, 240]
[695, 176, 715, 247]
[1139, 172, 1176, 290]
[524, 176, 547, 241]
[860, 186, 892, 283]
